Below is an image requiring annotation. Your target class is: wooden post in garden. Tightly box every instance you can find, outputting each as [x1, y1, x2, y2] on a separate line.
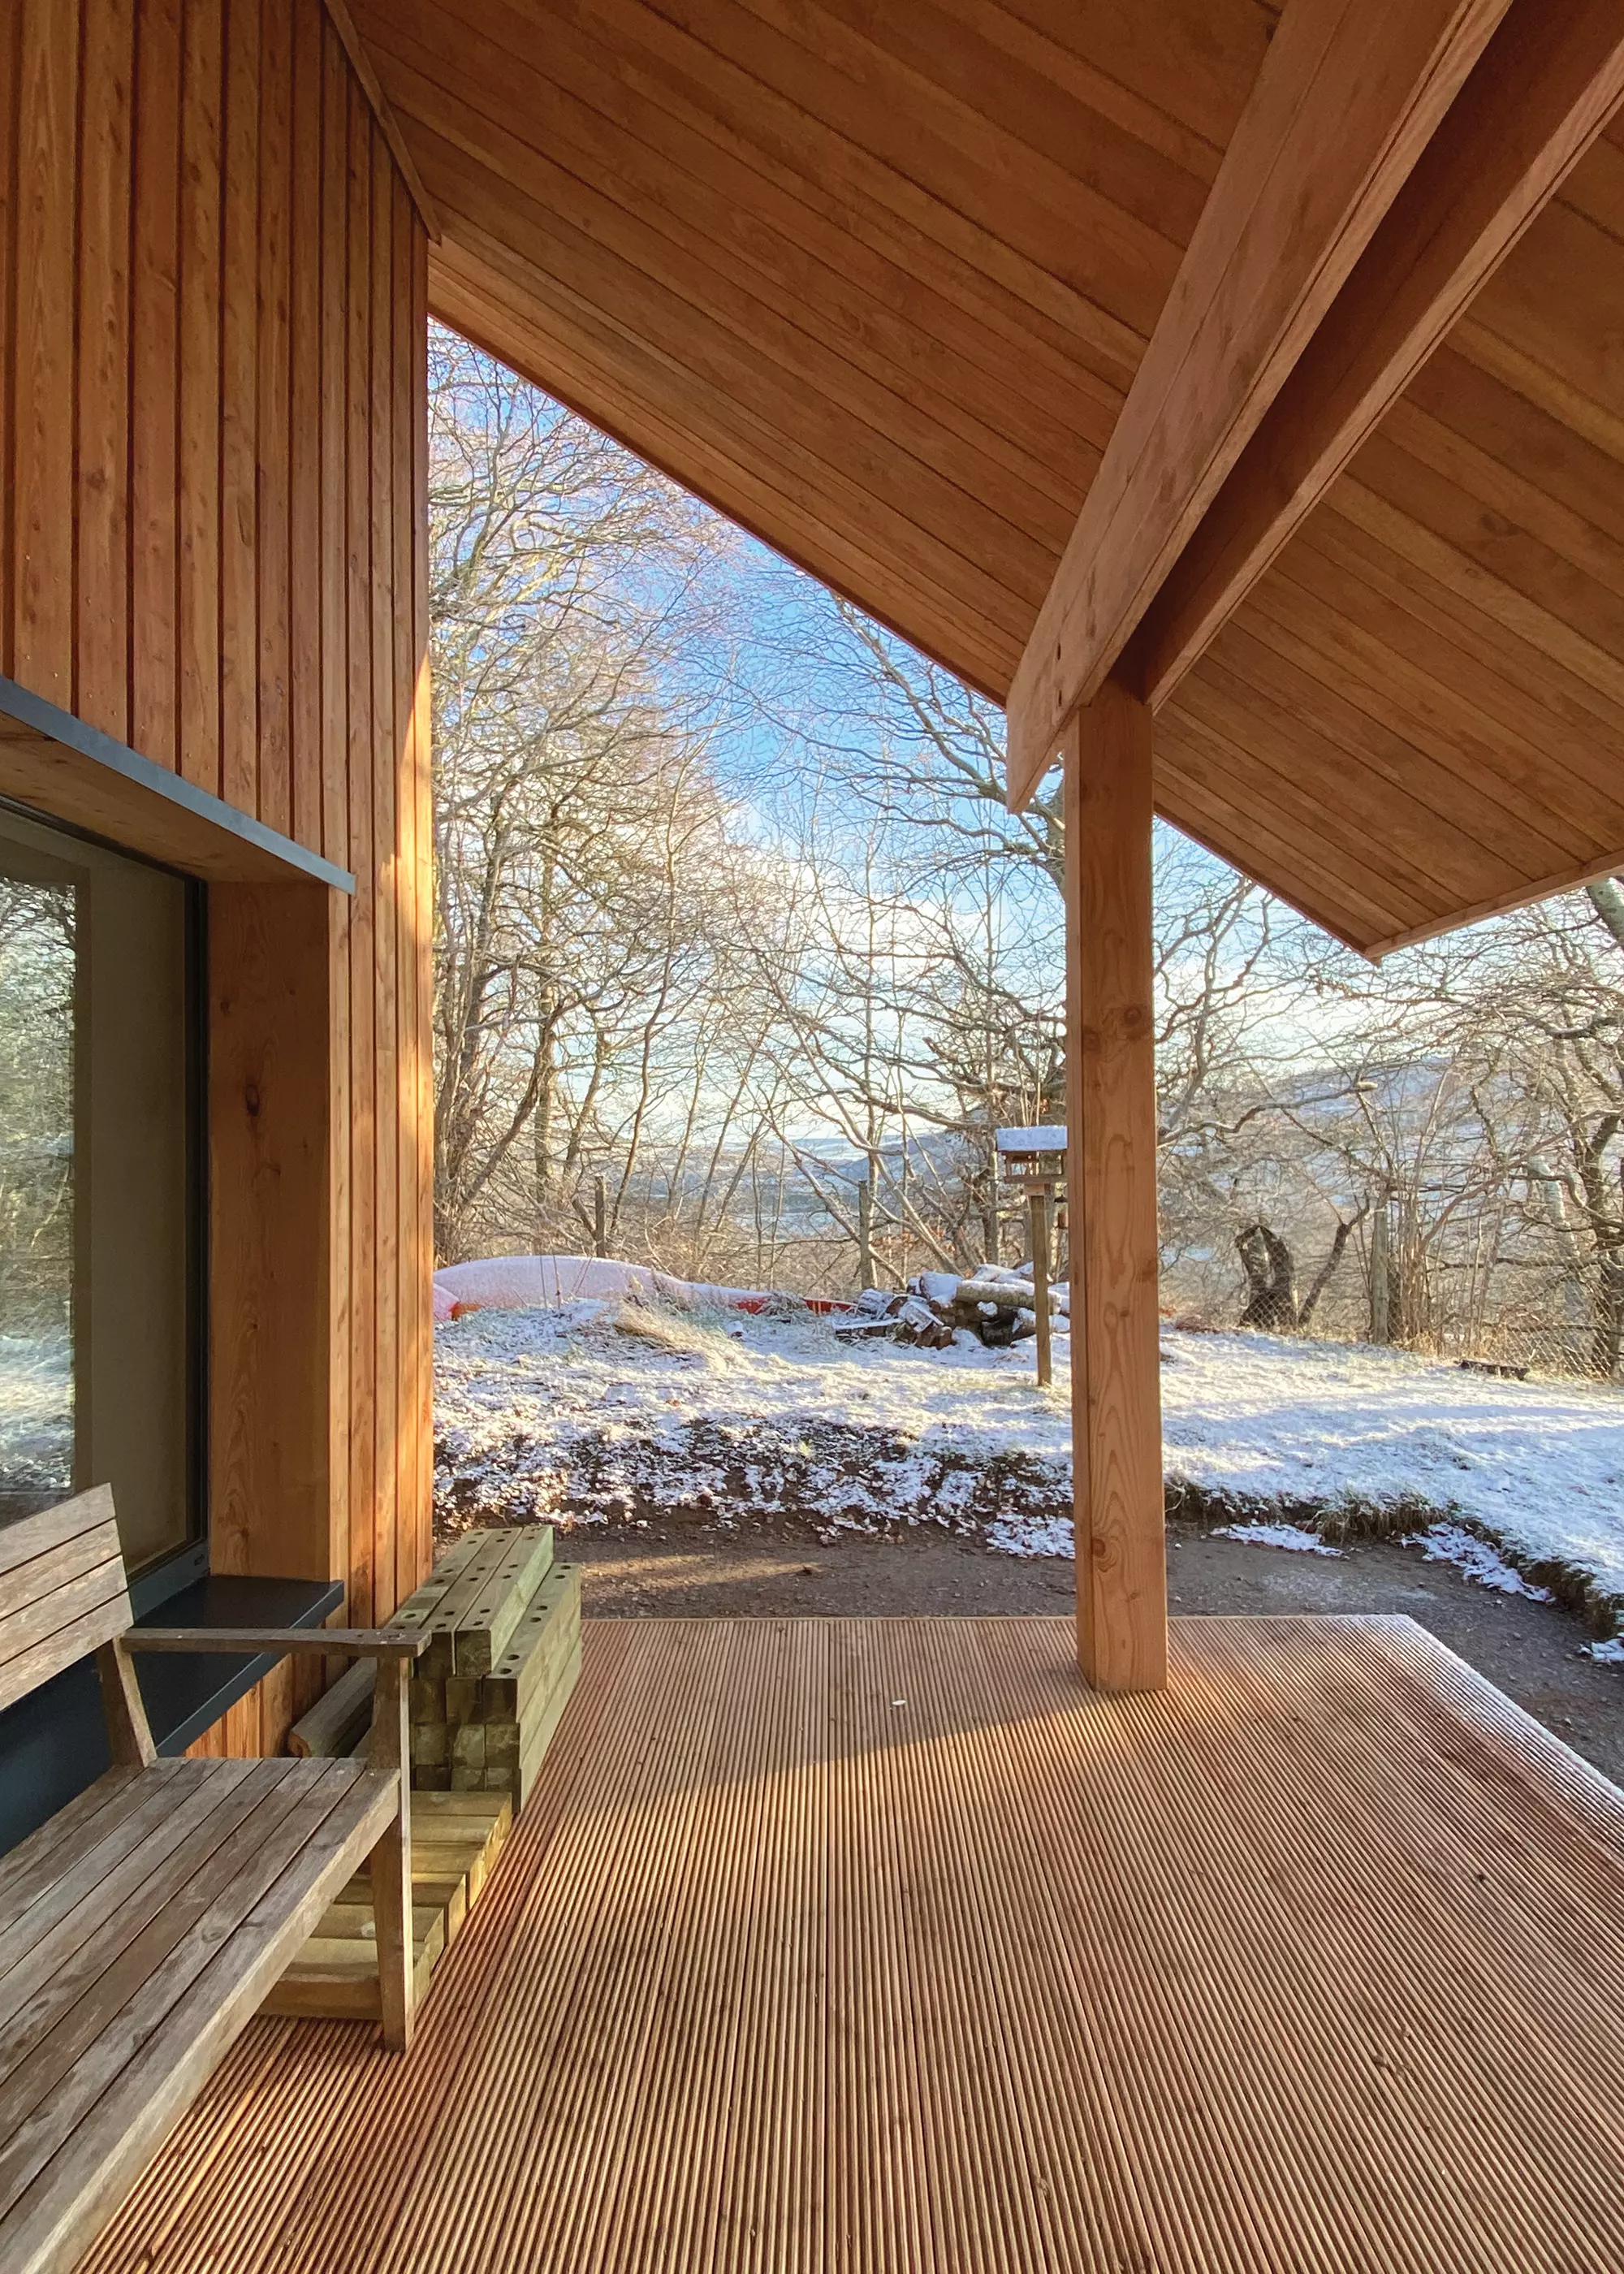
[1028, 1187, 1053, 1388]
[594, 1175, 607, 1259]
[1063, 680, 1167, 1694]
[996, 1128, 1066, 1389]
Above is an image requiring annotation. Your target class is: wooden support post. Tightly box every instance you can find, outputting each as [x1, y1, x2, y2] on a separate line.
[96, 1639, 158, 1767]
[369, 1654, 416, 2050]
[1064, 679, 1166, 1693]
[593, 1173, 607, 1259]
[1028, 1188, 1053, 1389]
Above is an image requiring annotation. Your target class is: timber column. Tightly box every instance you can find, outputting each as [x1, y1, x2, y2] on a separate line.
[1064, 677, 1167, 1691]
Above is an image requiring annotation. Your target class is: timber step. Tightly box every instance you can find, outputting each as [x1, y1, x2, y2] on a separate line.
[261, 1791, 512, 2021]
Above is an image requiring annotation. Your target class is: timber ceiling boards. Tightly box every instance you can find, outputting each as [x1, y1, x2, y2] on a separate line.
[352, 0, 1624, 957]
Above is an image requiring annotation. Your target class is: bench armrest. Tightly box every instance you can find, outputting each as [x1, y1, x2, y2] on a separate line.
[125, 1626, 429, 1661]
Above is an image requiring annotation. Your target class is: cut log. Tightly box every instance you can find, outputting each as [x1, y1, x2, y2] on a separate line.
[287, 1658, 376, 1757]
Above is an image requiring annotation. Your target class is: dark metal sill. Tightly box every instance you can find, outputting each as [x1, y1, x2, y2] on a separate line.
[0, 1571, 344, 1857]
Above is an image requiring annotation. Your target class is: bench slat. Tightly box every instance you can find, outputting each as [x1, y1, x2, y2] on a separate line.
[0, 1761, 393, 2268]
[0, 1766, 349, 2141]
[0, 1764, 262, 2028]
[0, 1567, 131, 1716]
[0, 1490, 132, 1716]
[0, 1525, 125, 1619]
[0, 1772, 145, 1922]
[0, 1765, 298, 2076]
[0, 1493, 120, 1587]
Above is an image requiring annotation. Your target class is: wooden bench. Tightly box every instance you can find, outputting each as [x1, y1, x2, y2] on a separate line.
[0, 1487, 427, 2274]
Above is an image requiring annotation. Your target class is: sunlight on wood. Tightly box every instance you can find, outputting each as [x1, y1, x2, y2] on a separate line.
[83, 1614, 1624, 2274]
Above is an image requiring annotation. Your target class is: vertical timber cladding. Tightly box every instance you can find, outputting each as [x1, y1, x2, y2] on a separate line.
[0, 0, 434, 1754]
[1063, 681, 1168, 1693]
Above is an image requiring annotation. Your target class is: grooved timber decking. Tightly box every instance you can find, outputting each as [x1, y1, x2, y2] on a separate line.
[78, 1615, 1624, 2273]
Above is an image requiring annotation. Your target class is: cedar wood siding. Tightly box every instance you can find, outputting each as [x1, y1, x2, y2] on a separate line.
[0, 0, 433, 1755]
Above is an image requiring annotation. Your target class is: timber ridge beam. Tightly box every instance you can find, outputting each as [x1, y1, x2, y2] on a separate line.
[1005, 0, 1624, 810]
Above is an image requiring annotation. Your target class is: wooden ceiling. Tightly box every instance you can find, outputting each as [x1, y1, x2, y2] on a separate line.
[349, 0, 1624, 956]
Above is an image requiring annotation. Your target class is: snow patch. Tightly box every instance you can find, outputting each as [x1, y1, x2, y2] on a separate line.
[1586, 1636, 1624, 1663]
[987, 1511, 1073, 1560]
[1212, 1520, 1343, 1556]
[1405, 1522, 1553, 1601]
[1162, 1329, 1624, 1602]
[435, 1296, 1073, 1549]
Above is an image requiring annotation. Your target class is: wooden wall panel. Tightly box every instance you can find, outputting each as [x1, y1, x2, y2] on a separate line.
[177, 0, 222, 789]
[345, 72, 378, 1632]
[76, 0, 134, 741]
[0, 6, 15, 668]
[129, 0, 180, 768]
[0, 0, 434, 1759]
[11, 0, 76, 702]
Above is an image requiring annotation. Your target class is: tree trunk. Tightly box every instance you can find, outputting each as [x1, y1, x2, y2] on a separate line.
[1236, 1223, 1298, 1330]
[1297, 1204, 1365, 1330]
[1364, 1200, 1392, 1337]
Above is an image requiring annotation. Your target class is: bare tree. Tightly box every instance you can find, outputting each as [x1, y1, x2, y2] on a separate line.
[430, 329, 758, 1263]
[425, 348, 1624, 1364]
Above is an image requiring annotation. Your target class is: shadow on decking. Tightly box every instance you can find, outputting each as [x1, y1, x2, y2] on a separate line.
[80, 1613, 1624, 2272]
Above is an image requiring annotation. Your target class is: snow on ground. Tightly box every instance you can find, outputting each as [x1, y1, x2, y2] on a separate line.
[434, 1293, 1624, 1616]
[1404, 1522, 1552, 1601]
[435, 1296, 1073, 1549]
[1162, 1328, 1624, 1601]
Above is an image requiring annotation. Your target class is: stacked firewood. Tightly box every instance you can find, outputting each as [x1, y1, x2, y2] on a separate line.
[831, 1268, 1066, 1351]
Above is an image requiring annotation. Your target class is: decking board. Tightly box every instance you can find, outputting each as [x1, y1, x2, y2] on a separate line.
[80, 1615, 1624, 2272]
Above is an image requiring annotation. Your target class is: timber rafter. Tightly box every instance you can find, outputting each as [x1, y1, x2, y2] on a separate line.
[338, 0, 1624, 958]
[1006, 0, 1624, 823]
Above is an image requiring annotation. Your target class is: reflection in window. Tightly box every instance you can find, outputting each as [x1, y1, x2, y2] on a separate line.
[0, 804, 201, 1571]
[0, 870, 76, 1507]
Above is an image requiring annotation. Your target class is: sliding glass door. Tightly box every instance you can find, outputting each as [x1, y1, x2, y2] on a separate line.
[0, 802, 202, 1573]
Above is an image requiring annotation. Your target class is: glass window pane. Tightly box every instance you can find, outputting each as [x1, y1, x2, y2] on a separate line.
[0, 804, 201, 1571]
[0, 862, 76, 1507]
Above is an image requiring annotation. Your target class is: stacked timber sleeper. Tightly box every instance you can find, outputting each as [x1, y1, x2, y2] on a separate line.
[287, 1524, 583, 1805]
[261, 1791, 513, 2021]
[266, 1527, 581, 2019]
[396, 1526, 584, 1804]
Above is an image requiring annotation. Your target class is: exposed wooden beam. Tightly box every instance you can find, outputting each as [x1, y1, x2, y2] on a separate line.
[1065, 679, 1165, 1693]
[1128, 0, 1624, 711]
[322, 0, 441, 242]
[1006, 0, 1512, 808]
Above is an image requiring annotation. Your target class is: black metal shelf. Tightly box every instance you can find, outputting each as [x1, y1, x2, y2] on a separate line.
[0, 1571, 344, 1856]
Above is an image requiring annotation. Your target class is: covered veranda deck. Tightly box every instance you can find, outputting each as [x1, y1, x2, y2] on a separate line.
[82, 1613, 1624, 2272]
